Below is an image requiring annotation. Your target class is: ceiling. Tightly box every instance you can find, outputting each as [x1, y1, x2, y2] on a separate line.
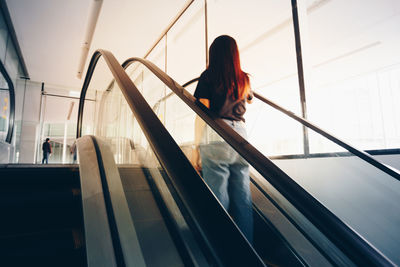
[6, 0, 187, 90]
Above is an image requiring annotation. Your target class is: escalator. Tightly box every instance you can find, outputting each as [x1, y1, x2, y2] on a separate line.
[74, 50, 302, 266]
[118, 159, 308, 266]
[116, 55, 398, 265]
[119, 159, 305, 266]
[76, 131, 265, 266]
[4, 50, 399, 266]
[73, 49, 399, 266]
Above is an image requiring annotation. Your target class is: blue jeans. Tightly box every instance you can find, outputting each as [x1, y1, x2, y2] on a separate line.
[42, 152, 49, 164]
[200, 120, 253, 243]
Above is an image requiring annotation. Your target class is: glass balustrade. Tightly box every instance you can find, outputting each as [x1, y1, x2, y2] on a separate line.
[120, 60, 400, 264]
[79, 49, 400, 265]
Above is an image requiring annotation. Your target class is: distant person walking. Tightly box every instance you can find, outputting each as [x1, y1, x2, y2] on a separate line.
[42, 138, 52, 164]
[70, 140, 77, 164]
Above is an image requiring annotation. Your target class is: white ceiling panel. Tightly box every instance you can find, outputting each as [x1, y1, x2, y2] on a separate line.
[6, 0, 187, 89]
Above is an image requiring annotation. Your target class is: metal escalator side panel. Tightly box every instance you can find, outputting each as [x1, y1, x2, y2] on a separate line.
[76, 136, 117, 267]
[143, 166, 214, 266]
[118, 166, 189, 267]
[91, 136, 146, 267]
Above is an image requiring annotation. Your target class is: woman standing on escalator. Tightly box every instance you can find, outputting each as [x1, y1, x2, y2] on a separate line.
[194, 35, 253, 243]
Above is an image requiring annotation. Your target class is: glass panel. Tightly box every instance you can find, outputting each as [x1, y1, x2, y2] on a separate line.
[207, 0, 303, 155]
[44, 84, 82, 97]
[80, 57, 138, 164]
[4, 37, 20, 81]
[0, 12, 24, 163]
[166, 0, 206, 86]
[126, 68, 333, 263]
[12, 78, 25, 163]
[89, 56, 327, 264]
[126, 61, 167, 127]
[82, 56, 112, 138]
[247, 97, 304, 156]
[81, 58, 211, 266]
[16, 80, 41, 164]
[4, 35, 22, 162]
[0, 12, 8, 62]
[0, 72, 9, 141]
[304, 0, 400, 151]
[97, 82, 138, 164]
[207, 0, 300, 112]
[129, 64, 400, 264]
[259, 103, 400, 264]
[41, 95, 80, 164]
[249, 96, 400, 264]
[146, 36, 166, 72]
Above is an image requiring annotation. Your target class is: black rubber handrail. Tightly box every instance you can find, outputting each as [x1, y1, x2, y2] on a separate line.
[115, 58, 393, 266]
[0, 60, 15, 144]
[77, 50, 266, 267]
[180, 77, 400, 182]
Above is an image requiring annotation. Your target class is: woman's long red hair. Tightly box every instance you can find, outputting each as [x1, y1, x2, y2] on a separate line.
[207, 35, 249, 100]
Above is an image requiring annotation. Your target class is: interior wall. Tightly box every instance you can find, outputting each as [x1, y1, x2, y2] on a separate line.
[18, 80, 41, 163]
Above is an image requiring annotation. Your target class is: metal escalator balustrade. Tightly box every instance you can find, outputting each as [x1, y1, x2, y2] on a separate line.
[117, 165, 196, 267]
[87, 61, 322, 266]
[76, 50, 399, 266]
[143, 74, 400, 266]
[76, 49, 266, 267]
[76, 135, 146, 267]
[179, 77, 400, 266]
[113, 57, 396, 266]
